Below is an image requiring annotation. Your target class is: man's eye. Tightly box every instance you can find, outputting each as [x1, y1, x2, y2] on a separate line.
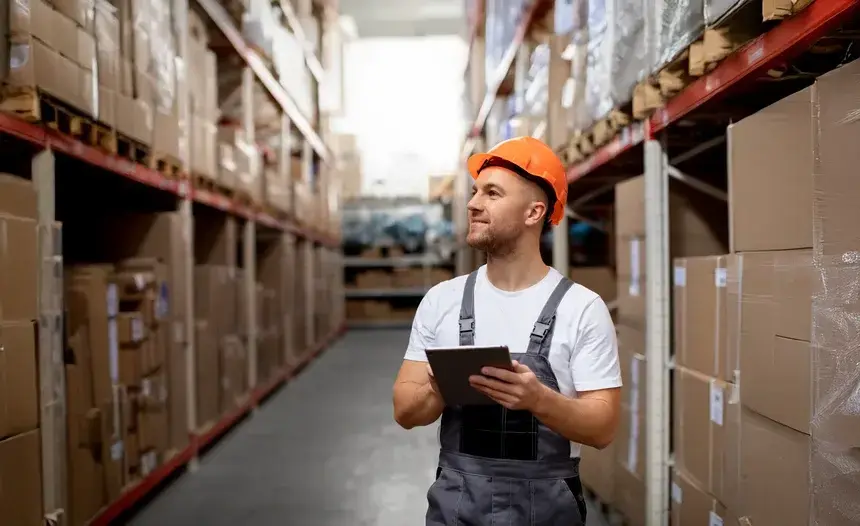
[488, 191, 499, 197]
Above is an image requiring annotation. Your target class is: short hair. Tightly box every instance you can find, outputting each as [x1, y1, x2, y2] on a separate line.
[478, 157, 557, 230]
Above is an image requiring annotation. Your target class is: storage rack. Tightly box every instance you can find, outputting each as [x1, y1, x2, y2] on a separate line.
[458, 1, 860, 525]
[0, 0, 347, 524]
[343, 197, 455, 329]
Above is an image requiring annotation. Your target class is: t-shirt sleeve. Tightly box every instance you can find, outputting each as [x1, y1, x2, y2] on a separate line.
[570, 297, 623, 392]
[403, 287, 439, 362]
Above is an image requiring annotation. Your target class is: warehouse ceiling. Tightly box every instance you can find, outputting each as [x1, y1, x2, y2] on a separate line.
[336, 0, 465, 38]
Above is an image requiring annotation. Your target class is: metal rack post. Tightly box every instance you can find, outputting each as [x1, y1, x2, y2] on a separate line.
[644, 132, 671, 526]
[33, 148, 66, 525]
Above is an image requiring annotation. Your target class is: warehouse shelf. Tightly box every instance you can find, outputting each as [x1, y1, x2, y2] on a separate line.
[565, 0, 860, 182]
[277, 0, 326, 83]
[462, 0, 549, 157]
[345, 287, 431, 298]
[87, 324, 347, 526]
[0, 112, 339, 248]
[193, 0, 332, 162]
[343, 254, 446, 267]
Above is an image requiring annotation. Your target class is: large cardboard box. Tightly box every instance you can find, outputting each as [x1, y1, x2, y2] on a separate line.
[670, 469, 727, 526]
[0, 216, 38, 322]
[0, 322, 38, 439]
[0, 430, 43, 526]
[580, 443, 616, 504]
[673, 255, 730, 381]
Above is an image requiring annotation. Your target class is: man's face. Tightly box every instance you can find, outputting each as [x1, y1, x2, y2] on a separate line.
[466, 167, 548, 254]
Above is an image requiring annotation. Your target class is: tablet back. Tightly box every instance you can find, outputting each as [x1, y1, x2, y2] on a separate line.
[426, 346, 512, 406]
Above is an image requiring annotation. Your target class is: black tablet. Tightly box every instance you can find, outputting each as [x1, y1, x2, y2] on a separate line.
[425, 345, 513, 406]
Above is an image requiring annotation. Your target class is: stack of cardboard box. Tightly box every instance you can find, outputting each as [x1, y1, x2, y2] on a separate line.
[6, 0, 110, 120]
[188, 9, 219, 183]
[614, 175, 727, 525]
[114, 259, 170, 482]
[710, 58, 860, 526]
[65, 265, 127, 524]
[115, 0, 181, 159]
[219, 123, 262, 203]
[670, 255, 731, 524]
[194, 264, 248, 420]
[0, 175, 42, 526]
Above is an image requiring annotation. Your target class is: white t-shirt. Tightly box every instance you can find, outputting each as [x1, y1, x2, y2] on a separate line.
[403, 265, 622, 458]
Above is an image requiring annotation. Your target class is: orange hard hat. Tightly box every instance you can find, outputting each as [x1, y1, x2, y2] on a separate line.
[467, 136, 568, 225]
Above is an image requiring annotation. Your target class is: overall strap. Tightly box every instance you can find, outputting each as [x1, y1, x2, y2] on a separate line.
[526, 277, 574, 357]
[458, 270, 480, 346]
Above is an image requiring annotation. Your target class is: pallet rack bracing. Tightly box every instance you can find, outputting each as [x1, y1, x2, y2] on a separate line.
[460, 1, 860, 525]
[0, 0, 347, 524]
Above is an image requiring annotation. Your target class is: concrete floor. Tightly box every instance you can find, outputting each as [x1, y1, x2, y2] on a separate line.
[130, 329, 610, 526]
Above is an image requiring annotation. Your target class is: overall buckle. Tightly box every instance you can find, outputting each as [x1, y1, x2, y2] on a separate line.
[459, 318, 475, 333]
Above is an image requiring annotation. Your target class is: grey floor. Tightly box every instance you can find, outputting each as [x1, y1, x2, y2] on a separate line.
[130, 329, 610, 526]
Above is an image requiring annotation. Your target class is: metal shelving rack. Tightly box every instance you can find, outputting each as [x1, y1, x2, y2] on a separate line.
[458, 1, 860, 525]
[0, 0, 347, 523]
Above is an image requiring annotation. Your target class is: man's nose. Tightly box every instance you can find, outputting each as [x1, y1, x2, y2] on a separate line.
[467, 194, 482, 212]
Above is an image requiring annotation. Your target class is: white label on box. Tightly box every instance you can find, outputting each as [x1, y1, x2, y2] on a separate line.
[709, 511, 724, 526]
[672, 482, 683, 504]
[132, 316, 144, 342]
[627, 410, 638, 473]
[715, 268, 727, 288]
[631, 356, 640, 387]
[108, 319, 119, 383]
[142, 378, 152, 398]
[111, 440, 124, 461]
[106, 283, 119, 317]
[134, 272, 146, 290]
[710, 380, 724, 426]
[674, 266, 686, 287]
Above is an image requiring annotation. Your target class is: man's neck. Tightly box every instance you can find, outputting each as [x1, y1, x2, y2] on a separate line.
[485, 246, 550, 292]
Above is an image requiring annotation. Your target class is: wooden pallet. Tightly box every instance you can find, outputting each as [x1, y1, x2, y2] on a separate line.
[117, 133, 152, 166]
[0, 88, 118, 152]
[151, 153, 183, 180]
[193, 172, 235, 198]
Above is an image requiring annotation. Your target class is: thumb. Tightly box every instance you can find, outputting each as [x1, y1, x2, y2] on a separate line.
[512, 360, 530, 373]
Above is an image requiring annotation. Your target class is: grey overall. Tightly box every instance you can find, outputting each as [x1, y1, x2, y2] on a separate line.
[426, 271, 587, 526]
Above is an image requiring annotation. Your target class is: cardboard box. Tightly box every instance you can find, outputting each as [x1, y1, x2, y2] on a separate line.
[0, 174, 38, 219]
[0, 322, 38, 439]
[673, 255, 729, 380]
[569, 266, 616, 303]
[0, 216, 39, 322]
[0, 430, 43, 526]
[670, 469, 727, 526]
[53, 0, 94, 30]
[195, 320, 221, 427]
[728, 86, 813, 253]
[728, 250, 812, 434]
[9, 0, 54, 45]
[580, 442, 616, 504]
[673, 367, 728, 503]
[614, 465, 645, 526]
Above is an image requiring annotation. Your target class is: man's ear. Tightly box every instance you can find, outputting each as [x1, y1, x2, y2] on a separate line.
[525, 200, 548, 226]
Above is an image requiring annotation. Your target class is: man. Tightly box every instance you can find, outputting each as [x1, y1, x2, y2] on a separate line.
[392, 136, 622, 525]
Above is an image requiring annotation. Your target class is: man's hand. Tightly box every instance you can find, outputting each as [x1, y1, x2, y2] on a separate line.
[469, 360, 548, 411]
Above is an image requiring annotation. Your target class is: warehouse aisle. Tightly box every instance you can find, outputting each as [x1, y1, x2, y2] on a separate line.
[130, 329, 610, 526]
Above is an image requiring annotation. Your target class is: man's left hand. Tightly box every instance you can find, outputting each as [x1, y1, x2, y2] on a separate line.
[469, 361, 548, 411]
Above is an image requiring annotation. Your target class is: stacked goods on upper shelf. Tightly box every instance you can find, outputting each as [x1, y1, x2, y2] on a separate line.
[243, 0, 315, 120]
[698, 59, 860, 526]
[613, 175, 727, 526]
[261, 142, 292, 217]
[219, 122, 262, 204]
[484, 0, 528, 86]
[4, 0, 115, 129]
[0, 175, 41, 526]
[116, 0, 182, 163]
[188, 9, 219, 185]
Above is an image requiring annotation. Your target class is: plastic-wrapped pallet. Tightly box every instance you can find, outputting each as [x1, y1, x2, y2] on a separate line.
[484, 0, 527, 89]
[705, 0, 753, 25]
[610, 0, 649, 107]
[653, 0, 706, 71]
[564, 0, 591, 134]
[585, 0, 612, 126]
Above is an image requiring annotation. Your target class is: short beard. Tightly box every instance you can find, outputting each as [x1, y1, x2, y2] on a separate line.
[467, 230, 516, 258]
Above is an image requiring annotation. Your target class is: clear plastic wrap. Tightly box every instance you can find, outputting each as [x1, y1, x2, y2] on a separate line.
[610, 0, 649, 105]
[653, 0, 705, 71]
[584, 0, 612, 125]
[705, 0, 751, 26]
[567, 0, 591, 133]
[484, 0, 528, 89]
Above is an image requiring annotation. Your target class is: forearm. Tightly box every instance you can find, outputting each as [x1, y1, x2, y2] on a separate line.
[393, 381, 444, 429]
[531, 386, 617, 449]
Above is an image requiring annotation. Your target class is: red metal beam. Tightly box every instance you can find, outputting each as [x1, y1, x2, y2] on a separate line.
[0, 111, 340, 247]
[87, 324, 347, 526]
[566, 0, 860, 182]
